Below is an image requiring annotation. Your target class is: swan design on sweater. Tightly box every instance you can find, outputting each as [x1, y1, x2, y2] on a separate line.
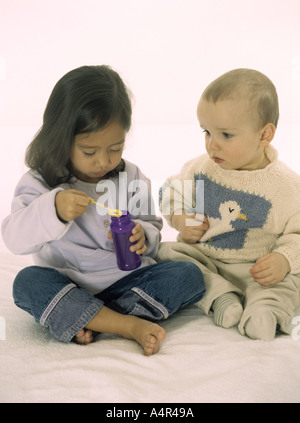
[194, 173, 272, 250]
[204, 200, 248, 241]
[209, 200, 247, 229]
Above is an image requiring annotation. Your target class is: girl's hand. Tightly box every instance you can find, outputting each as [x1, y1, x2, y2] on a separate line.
[249, 252, 291, 286]
[172, 212, 209, 244]
[107, 223, 147, 255]
[55, 189, 90, 222]
[129, 223, 147, 255]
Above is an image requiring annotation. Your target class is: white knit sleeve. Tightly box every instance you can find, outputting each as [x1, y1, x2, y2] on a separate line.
[273, 211, 300, 274]
[159, 156, 203, 227]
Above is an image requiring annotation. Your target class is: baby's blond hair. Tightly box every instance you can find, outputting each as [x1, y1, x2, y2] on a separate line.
[201, 68, 279, 128]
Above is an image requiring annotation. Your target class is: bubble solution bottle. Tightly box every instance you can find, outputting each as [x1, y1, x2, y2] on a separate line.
[110, 211, 142, 271]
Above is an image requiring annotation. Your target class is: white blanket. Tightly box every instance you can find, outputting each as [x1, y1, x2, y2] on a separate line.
[0, 248, 300, 403]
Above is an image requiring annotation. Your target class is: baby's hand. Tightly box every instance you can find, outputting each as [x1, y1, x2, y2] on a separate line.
[249, 252, 291, 286]
[55, 189, 90, 222]
[172, 212, 209, 244]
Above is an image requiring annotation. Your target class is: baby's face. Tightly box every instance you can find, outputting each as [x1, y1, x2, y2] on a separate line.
[197, 97, 269, 171]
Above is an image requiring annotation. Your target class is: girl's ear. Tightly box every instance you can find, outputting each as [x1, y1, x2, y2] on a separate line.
[260, 123, 276, 147]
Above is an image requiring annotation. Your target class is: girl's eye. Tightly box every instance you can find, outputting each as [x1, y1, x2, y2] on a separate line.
[110, 144, 125, 153]
[83, 151, 96, 157]
[223, 133, 233, 139]
[202, 129, 210, 136]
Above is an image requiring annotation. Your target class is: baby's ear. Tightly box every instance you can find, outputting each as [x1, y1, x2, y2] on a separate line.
[260, 123, 276, 146]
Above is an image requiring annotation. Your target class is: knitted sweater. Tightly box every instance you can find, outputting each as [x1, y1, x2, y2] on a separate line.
[159, 146, 300, 274]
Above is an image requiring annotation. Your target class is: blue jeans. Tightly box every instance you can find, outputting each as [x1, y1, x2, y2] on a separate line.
[13, 261, 205, 342]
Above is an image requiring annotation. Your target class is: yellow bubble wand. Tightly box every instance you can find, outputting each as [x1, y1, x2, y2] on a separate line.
[89, 198, 122, 217]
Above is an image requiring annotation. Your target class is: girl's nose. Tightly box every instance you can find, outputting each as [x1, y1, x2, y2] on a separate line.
[95, 152, 109, 168]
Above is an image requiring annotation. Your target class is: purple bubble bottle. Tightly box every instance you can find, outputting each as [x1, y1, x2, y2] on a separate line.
[110, 211, 142, 271]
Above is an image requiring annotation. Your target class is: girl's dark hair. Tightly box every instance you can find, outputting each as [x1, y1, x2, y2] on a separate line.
[26, 65, 132, 187]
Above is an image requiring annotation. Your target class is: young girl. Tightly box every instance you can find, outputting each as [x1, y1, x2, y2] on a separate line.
[2, 65, 205, 355]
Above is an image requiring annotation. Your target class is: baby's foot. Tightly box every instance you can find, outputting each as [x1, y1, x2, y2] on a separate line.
[72, 329, 94, 345]
[244, 309, 277, 341]
[213, 292, 243, 328]
[126, 317, 166, 356]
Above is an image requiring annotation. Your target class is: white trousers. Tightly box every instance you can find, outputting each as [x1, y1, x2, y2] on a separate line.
[157, 242, 300, 335]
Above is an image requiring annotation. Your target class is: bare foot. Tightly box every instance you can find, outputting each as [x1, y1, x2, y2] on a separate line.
[125, 317, 166, 356]
[72, 329, 94, 345]
[84, 306, 166, 355]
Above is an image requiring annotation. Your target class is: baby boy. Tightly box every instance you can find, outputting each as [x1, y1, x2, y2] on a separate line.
[158, 68, 300, 340]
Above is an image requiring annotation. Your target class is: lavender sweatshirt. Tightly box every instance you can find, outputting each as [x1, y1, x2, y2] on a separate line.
[2, 160, 163, 294]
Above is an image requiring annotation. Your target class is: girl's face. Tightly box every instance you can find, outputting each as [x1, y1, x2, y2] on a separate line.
[70, 121, 126, 183]
[197, 98, 270, 171]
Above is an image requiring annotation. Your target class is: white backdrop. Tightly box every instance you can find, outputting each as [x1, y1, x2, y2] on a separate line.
[1, 0, 300, 244]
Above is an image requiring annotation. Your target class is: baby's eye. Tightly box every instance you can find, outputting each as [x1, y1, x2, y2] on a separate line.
[223, 132, 233, 139]
[202, 129, 210, 136]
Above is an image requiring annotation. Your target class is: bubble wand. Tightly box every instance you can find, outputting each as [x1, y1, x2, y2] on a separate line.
[89, 198, 122, 217]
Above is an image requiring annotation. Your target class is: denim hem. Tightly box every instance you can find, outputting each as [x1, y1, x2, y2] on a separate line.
[131, 287, 169, 319]
[59, 299, 103, 343]
[40, 283, 76, 326]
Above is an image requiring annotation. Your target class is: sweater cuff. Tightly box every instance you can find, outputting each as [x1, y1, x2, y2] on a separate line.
[273, 244, 300, 275]
[39, 188, 72, 240]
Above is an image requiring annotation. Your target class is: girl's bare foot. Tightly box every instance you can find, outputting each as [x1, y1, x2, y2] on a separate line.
[84, 306, 166, 355]
[72, 328, 94, 345]
[124, 317, 166, 356]
[74, 319, 165, 355]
